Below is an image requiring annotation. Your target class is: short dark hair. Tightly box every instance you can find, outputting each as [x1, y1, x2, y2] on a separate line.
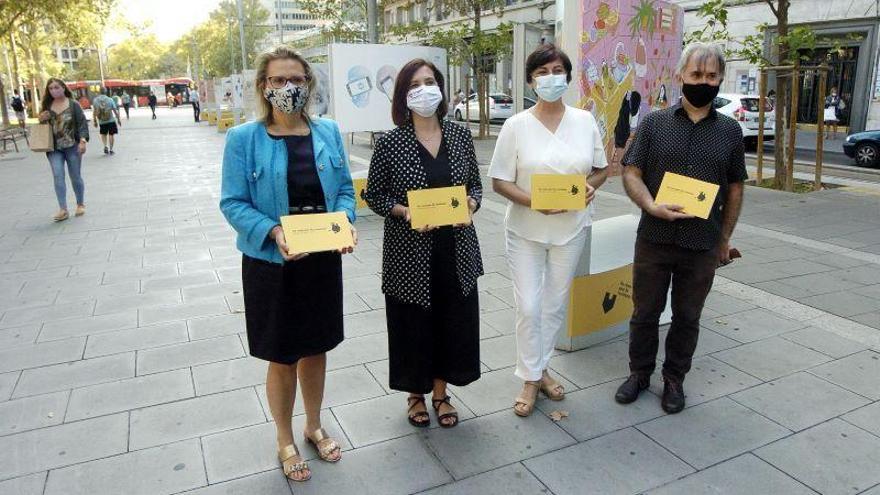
[392, 58, 447, 127]
[525, 44, 572, 84]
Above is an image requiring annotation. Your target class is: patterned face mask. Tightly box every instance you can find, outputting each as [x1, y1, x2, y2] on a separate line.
[264, 82, 308, 114]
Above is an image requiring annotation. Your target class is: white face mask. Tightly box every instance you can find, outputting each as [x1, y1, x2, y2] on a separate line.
[406, 85, 443, 118]
[534, 74, 568, 102]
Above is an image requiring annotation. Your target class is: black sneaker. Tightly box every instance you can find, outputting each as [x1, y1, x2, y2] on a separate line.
[615, 374, 650, 404]
[661, 377, 686, 414]
[109, 149, 115, 155]
[103, 146, 109, 154]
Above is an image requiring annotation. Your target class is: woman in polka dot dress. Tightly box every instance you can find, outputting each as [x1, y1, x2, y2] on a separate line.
[364, 58, 484, 429]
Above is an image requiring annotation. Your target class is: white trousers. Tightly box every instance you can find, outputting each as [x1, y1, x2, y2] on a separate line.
[506, 228, 587, 381]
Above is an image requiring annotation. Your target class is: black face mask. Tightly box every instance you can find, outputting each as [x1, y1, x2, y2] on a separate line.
[681, 83, 720, 108]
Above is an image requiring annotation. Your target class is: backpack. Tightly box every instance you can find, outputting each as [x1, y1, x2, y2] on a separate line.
[94, 97, 113, 122]
[11, 96, 24, 112]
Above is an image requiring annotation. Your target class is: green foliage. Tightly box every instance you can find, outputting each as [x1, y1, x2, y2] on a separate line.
[628, 0, 657, 38]
[297, 0, 371, 42]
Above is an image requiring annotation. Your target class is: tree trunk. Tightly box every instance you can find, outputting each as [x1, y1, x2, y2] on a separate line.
[772, 0, 789, 190]
[0, 79, 9, 128]
[472, 4, 489, 138]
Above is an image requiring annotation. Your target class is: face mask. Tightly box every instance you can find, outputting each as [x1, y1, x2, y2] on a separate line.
[264, 82, 308, 114]
[407, 85, 443, 118]
[681, 82, 720, 108]
[534, 74, 568, 102]
[49, 87, 65, 99]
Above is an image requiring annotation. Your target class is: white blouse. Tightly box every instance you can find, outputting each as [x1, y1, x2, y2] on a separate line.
[488, 105, 608, 245]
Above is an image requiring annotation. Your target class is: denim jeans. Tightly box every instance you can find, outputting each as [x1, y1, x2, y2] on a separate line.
[46, 145, 84, 210]
[628, 238, 718, 382]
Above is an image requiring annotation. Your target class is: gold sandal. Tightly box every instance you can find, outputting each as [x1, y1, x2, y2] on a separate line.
[278, 444, 311, 482]
[513, 381, 540, 417]
[540, 372, 565, 401]
[304, 427, 341, 463]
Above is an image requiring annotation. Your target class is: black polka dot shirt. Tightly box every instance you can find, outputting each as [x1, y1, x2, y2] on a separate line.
[622, 102, 748, 251]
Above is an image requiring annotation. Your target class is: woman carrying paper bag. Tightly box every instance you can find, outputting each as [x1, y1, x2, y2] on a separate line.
[37, 78, 89, 222]
[364, 58, 484, 429]
[219, 47, 356, 483]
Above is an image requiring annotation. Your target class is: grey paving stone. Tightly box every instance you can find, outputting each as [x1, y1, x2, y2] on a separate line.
[754, 259, 838, 277]
[801, 291, 880, 318]
[481, 308, 516, 335]
[658, 328, 741, 362]
[141, 271, 220, 292]
[424, 409, 575, 479]
[780, 326, 868, 358]
[715, 264, 790, 284]
[750, 280, 816, 300]
[327, 332, 388, 370]
[0, 372, 17, 402]
[38, 311, 139, 342]
[852, 311, 880, 330]
[756, 419, 880, 495]
[732, 372, 870, 431]
[18, 273, 102, 299]
[535, 380, 664, 441]
[418, 463, 549, 495]
[712, 337, 831, 381]
[129, 388, 265, 450]
[55, 280, 141, 304]
[187, 313, 245, 341]
[638, 397, 790, 469]
[355, 290, 386, 310]
[854, 283, 880, 301]
[0, 413, 128, 480]
[0, 472, 46, 495]
[448, 366, 573, 417]
[13, 353, 135, 398]
[201, 409, 350, 483]
[0, 337, 86, 374]
[84, 321, 189, 358]
[257, 365, 387, 418]
[0, 299, 94, 328]
[647, 356, 762, 407]
[192, 356, 265, 396]
[294, 435, 451, 495]
[66, 369, 194, 422]
[93, 289, 182, 315]
[842, 401, 880, 437]
[43, 439, 206, 495]
[549, 340, 630, 388]
[0, 391, 67, 436]
[700, 308, 806, 343]
[101, 263, 179, 285]
[342, 309, 387, 338]
[479, 334, 518, 370]
[809, 350, 880, 399]
[0, 325, 39, 348]
[364, 359, 394, 394]
[343, 292, 370, 315]
[138, 298, 229, 327]
[479, 292, 511, 313]
[837, 265, 880, 285]
[178, 470, 290, 495]
[646, 454, 815, 495]
[136, 335, 243, 375]
[775, 272, 865, 296]
[524, 427, 694, 495]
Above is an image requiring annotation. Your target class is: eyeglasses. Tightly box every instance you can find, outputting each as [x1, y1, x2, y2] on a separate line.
[266, 75, 309, 89]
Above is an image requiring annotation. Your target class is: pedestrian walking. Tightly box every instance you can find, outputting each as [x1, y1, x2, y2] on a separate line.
[92, 92, 121, 155]
[11, 89, 27, 129]
[121, 91, 131, 119]
[190, 87, 201, 122]
[167, 91, 175, 108]
[615, 42, 747, 414]
[37, 78, 89, 222]
[488, 44, 608, 417]
[148, 91, 157, 119]
[219, 46, 356, 483]
[364, 58, 484, 429]
[824, 86, 845, 140]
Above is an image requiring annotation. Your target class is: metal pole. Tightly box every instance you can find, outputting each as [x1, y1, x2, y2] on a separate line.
[277, 0, 284, 44]
[786, 64, 799, 192]
[236, 0, 248, 71]
[97, 42, 106, 90]
[227, 21, 236, 73]
[756, 69, 767, 184]
[815, 65, 827, 191]
[367, 0, 378, 43]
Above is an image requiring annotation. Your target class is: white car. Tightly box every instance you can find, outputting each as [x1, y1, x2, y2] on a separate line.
[454, 93, 515, 121]
[713, 93, 776, 148]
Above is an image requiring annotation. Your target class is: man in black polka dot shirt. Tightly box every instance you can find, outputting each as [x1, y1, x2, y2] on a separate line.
[615, 42, 748, 414]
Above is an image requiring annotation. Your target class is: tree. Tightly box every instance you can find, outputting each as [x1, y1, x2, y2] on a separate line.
[297, 0, 372, 42]
[106, 33, 166, 80]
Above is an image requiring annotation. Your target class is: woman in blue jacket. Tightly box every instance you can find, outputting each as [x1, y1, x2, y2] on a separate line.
[220, 47, 356, 483]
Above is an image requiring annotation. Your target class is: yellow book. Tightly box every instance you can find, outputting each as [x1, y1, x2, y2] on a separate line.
[406, 185, 470, 229]
[530, 174, 587, 210]
[654, 172, 720, 220]
[280, 212, 354, 254]
[353, 178, 368, 209]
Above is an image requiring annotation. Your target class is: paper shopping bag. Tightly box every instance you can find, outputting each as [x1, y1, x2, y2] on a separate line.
[28, 124, 54, 152]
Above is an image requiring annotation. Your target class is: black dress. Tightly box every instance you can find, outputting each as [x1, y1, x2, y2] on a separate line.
[241, 132, 344, 364]
[384, 139, 481, 394]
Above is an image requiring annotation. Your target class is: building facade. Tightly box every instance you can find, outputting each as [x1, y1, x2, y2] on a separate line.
[260, 0, 330, 49]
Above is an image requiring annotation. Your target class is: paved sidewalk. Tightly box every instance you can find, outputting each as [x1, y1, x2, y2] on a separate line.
[1, 107, 879, 495]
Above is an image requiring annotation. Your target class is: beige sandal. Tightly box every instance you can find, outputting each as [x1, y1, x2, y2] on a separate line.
[278, 444, 311, 482]
[304, 427, 341, 463]
[53, 210, 69, 222]
[540, 372, 565, 401]
[514, 381, 540, 417]
[75, 204, 85, 217]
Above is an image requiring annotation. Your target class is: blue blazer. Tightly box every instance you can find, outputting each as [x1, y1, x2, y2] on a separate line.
[220, 118, 356, 264]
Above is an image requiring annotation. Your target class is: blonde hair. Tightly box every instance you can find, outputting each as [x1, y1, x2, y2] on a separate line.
[255, 46, 317, 125]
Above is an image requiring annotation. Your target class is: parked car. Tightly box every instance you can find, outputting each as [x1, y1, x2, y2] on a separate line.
[843, 129, 880, 168]
[454, 93, 515, 121]
[713, 93, 776, 149]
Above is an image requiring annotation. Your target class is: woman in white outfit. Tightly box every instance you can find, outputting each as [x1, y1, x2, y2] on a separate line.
[489, 44, 609, 417]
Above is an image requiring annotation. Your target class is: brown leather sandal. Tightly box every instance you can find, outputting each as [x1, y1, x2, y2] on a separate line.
[407, 395, 430, 427]
[304, 427, 341, 463]
[514, 381, 540, 417]
[431, 395, 459, 428]
[278, 444, 310, 482]
[540, 372, 565, 401]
